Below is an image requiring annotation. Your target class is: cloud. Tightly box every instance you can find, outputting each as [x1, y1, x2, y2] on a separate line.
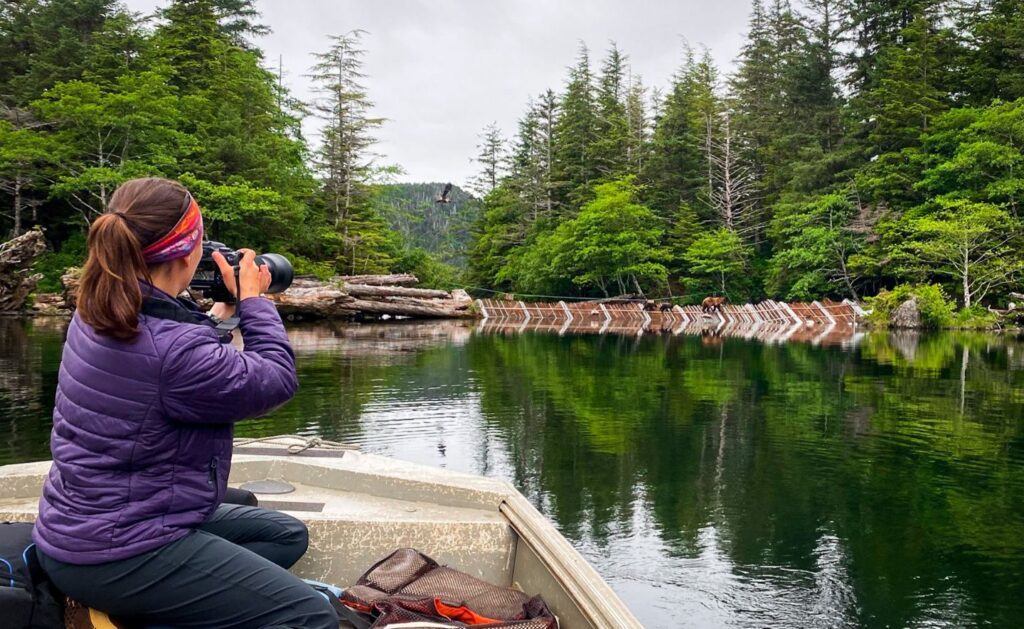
[121, 0, 751, 186]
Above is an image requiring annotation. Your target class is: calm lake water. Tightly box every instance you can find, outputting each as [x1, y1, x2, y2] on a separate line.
[2, 317, 1023, 628]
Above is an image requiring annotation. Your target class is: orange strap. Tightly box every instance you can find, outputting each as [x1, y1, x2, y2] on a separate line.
[434, 598, 503, 625]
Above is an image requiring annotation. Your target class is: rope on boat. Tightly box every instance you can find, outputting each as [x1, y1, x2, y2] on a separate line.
[233, 434, 359, 454]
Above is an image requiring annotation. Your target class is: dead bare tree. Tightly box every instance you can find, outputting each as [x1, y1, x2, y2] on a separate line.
[707, 112, 758, 232]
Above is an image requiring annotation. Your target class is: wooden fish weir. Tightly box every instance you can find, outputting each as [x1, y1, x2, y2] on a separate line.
[475, 298, 864, 345]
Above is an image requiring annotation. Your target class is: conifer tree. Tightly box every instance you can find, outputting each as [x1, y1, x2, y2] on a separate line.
[643, 47, 708, 222]
[310, 30, 393, 272]
[591, 43, 630, 180]
[0, 0, 120, 105]
[624, 75, 650, 176]
[470, 122, 508, 198]
[534, 89, 559, 218]
[551, 44, 599, 212]
[957, 0, 1024, 104]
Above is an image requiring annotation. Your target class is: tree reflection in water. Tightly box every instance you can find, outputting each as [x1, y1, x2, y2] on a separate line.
[1, 317, 1022, 628]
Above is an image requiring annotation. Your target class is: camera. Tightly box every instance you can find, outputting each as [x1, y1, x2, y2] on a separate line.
[190, 240, 294, 303]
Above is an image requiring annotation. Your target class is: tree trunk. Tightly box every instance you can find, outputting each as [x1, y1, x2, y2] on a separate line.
[343, 284, 451, 299]
[342, 297, 476, 319]
[12, 175, 22, 237]
[336, 273, 419, 286]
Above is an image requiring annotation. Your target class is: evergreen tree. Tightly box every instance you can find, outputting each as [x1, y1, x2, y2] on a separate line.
[470, 122, 508, 198]
[624, 75, 650, 176]
[590, 43, 630, 180]
[551, 44, 599, 212]
[0, 0, 127, 110]
[957, 0, 1024, 104]
[843, 0, 943, 94]
[855, 15, 950, 207]
[153, 0, 314, 204]
[508, 101, 552, 224]
[643, 47, 709, 223]
[309, 30, 392, 273]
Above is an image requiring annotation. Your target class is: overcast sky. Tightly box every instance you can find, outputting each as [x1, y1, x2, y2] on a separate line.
[122, 0, 752, 187]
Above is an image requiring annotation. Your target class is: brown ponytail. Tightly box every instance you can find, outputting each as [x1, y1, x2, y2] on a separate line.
[77, 178, 191, 341]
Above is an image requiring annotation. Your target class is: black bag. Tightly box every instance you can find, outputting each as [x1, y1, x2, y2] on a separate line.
[0, 522, 64, 628]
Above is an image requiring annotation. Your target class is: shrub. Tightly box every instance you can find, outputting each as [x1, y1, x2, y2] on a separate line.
[866, 283, 955, 329]
[955, 305, 999, 329]
[31, 233, 86, 293]
[395, 247, 461, 290]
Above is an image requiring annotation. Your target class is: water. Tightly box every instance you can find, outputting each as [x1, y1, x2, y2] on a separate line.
[2, 317, 1023, 628]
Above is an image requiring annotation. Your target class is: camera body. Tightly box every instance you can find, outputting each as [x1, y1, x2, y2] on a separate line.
[190, 240, 294, 304]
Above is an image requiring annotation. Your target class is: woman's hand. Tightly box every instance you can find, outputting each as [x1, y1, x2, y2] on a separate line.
[212, 249, 272, 302]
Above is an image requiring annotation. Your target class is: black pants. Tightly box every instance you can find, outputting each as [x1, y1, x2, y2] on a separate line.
[37, 504, 338, 629]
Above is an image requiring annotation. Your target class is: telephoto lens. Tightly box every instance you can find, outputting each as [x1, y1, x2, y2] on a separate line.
[190, 241, 294, 303]
[253, 253, 294, 294]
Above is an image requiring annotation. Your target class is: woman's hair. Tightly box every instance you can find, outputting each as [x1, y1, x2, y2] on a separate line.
[77, 177, 190, 341]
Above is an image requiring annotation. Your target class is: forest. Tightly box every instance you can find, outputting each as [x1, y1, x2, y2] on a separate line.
[0, 0, 465, 289]
[467, 0, 1024, 314]
[2, 1, 1024, 315]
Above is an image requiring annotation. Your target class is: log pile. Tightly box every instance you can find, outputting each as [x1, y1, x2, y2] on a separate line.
[0, 228, 46, 313]
[43, 266, 476, 321]
[270, 276, 475, 320]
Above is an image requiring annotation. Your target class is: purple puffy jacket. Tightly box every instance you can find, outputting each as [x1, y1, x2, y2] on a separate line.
[32, 289, 298, 565]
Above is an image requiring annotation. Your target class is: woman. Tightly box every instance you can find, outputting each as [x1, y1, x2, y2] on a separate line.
[32, 178, 337, 629]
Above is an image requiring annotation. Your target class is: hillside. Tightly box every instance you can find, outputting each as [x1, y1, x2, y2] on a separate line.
[372, 183, 482, 268]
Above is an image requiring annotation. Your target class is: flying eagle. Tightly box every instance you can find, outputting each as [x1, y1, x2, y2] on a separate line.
[435, 182, 453, 204]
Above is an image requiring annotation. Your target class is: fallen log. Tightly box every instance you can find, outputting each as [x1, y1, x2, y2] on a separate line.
[0, 228, 47, 312]
[57, 267, 478, 321]
[269, 285, 356, 318]
[343, 283, 451, 299]
[341, 297, 476, 319]
[337, 273, 418, 286]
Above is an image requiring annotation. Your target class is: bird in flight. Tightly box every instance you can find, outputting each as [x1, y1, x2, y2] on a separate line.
[435, 182, 453, 204]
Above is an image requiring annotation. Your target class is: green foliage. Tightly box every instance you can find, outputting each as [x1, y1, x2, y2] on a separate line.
[0, 1, 416, 278]
[372, 183, 481, 268]
[496, 177, 668, 297]
[682, 228, 749, 296]
[31, 232, 86, 292]
[289, 254, 334, 281]
[395, 247, 462, 290]
[954, 305, 1000, 330]
[866, 284, 956, 329]
[902, 200, 1021, 308]
[768, 193, 863, 300]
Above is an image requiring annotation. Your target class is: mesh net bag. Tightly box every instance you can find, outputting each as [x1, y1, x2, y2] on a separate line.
[340, 548, 558, 629]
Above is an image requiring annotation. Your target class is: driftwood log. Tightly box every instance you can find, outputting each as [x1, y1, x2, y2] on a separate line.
[337, 273, 418, 286]
[54, 270, 478, 320]
[269, 282, 356, 318]
[0, 228, 47, 312]
[269, 276, 476, 319]
[342, 284, 451, 300]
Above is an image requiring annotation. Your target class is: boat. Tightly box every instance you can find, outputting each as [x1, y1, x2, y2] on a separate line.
[0, 436, 642, 629]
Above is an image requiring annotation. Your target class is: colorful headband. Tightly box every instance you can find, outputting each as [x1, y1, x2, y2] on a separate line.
[141, 193, 204, 264]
